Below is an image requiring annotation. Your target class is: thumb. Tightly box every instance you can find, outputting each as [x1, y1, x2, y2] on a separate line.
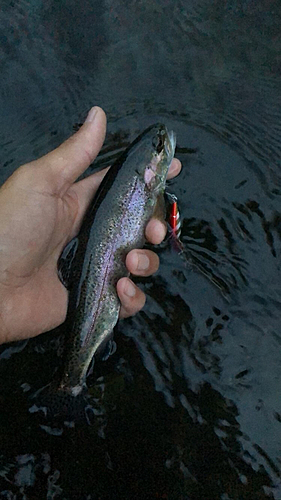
[31, 106, 107, 195]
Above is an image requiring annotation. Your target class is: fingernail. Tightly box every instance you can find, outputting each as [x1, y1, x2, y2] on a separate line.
[125, 281, 136, 297]
[85, 106, 98, 123]
[137, 253, 150, 271]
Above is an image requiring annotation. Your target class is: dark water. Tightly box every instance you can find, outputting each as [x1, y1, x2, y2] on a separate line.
[1, 0, 281, 498]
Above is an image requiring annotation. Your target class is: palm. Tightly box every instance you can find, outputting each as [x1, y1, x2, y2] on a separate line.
[0, 165, 99, 340]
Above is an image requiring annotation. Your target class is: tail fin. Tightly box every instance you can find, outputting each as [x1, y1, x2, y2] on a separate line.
[28, 384, 97, 426]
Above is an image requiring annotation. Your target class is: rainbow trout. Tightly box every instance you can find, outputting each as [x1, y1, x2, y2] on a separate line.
[57, 124, 176, 397]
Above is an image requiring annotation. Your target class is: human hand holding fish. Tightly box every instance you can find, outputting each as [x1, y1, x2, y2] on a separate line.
[0, 107, 181, 344]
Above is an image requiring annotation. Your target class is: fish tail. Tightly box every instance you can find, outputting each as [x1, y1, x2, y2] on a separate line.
[28, 383, 94, 425]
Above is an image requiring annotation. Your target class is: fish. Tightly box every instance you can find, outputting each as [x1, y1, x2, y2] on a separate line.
[57, 124, 176, 398]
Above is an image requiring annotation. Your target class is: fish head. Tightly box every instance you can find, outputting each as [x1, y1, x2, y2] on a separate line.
[135, 124, 176, 192]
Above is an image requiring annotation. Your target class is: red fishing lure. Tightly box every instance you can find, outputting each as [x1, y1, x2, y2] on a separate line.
[167, 193, 181, 238]
[166, 192, 183, 253]
[166, 193, 229, 297]
[169, 198, 181, 238]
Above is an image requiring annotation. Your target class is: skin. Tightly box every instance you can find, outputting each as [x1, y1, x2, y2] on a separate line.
[0, 107, 181, 344]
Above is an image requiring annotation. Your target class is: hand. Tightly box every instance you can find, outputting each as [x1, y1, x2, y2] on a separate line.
[0, 107, 181, 343]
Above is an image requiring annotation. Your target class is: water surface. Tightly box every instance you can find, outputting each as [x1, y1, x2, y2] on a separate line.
[0, 0, 281, 498]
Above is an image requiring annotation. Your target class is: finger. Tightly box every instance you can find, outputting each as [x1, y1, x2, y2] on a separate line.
[167, 158, 181, 180]
[126, 249, 159, 277]
[145, 218, 167, 245]
[117, 277, 146, 319]
[31, 106, 107, 195]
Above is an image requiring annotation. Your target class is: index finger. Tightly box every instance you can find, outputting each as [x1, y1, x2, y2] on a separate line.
[167, 158, 181, 180]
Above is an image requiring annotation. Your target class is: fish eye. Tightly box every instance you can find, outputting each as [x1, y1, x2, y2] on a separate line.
[153, 133, 165, 154]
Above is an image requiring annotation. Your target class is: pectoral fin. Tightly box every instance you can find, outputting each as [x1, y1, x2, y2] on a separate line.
[58, 237, 79, 289]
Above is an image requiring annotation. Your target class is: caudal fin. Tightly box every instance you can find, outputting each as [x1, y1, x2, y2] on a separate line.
[28, 384, 97, 425]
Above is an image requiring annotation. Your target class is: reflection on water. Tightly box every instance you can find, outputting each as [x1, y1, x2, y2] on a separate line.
[1, 0, 281, 498]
